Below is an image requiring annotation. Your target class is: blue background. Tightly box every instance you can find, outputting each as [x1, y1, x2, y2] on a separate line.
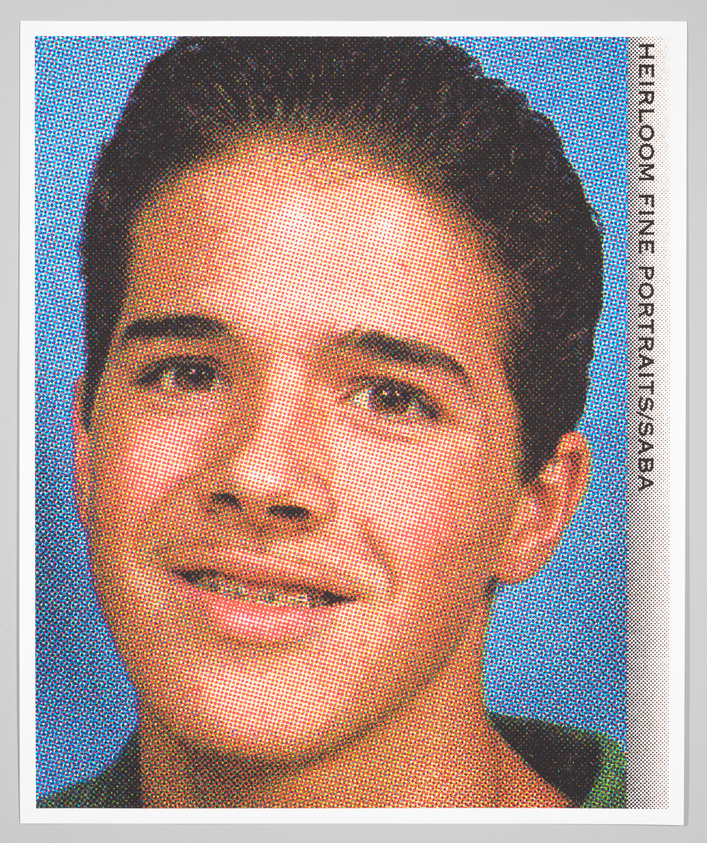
[35, 36, 627, 799]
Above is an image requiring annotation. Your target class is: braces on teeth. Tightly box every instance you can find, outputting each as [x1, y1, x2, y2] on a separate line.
[183, 571, 334, 608]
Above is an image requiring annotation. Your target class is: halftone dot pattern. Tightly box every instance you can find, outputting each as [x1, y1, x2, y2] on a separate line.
[623, 38, 672, 810]
[452, 37, 627, 745]
[35, 36, 176, 799]
[35, 36, 626, 807]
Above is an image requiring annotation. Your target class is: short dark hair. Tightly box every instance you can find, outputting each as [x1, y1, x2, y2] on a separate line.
[81, 36, 603, 482]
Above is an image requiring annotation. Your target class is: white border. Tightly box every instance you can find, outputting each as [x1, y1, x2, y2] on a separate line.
[19, 13, 38, 830]
[667, 23, 687, 818]
[19, 20, 689, 37]
[20, 20, 687, 825]
[20, 806, 687, 824]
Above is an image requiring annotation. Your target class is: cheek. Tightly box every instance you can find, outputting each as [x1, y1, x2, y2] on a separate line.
[331, 429, 515, 584]
[88, 415, 214, 523]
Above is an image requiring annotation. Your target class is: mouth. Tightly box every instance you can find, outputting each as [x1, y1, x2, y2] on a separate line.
[166, 552, 363, 643]
[158, 545, 377, 642]
[178, 569, 354, 610]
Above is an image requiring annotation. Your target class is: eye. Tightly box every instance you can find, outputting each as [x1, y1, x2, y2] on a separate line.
[347, 379, 441, 422]
[137, 356, 222, 394]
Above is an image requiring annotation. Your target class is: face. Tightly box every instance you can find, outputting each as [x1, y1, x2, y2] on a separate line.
[77, 144, 527, 764]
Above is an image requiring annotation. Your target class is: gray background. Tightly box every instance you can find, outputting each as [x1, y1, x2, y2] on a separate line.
[4, 0, 703, 840]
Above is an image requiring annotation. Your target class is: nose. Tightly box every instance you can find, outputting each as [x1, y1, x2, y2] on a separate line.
[204, 365, 334, 537]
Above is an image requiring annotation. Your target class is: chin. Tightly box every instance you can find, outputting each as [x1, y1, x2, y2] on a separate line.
[149, 686, 371, 771]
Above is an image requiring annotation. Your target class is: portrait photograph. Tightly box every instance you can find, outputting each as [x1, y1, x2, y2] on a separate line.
[21, 21, 686, 822]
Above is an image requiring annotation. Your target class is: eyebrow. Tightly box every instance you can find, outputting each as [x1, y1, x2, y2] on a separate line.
[117, 317, 472, 387]
[333, 329, 471, 387]
[118, 315, 228, 344]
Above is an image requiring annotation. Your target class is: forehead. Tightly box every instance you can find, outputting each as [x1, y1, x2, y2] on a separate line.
[124, 143, 509, 359]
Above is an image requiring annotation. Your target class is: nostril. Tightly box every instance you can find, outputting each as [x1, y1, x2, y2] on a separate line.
[212, 493, 242, 509]
[210, 495, 310, 523]
[268, 504, 310, 522]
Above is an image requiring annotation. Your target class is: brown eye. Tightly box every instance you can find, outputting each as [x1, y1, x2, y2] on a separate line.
[137, 356, 222, 394]
[348, 379, 440, 422]
[369, 383, 415, 415]
[171, 360, 217, 392]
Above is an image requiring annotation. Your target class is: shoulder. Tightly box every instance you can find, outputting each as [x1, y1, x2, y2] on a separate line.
[37, 732, 141, 809]
[488, 711, 626, 808]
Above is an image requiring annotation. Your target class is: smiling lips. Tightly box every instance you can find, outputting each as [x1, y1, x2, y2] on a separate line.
[180, 569, 352, 609]
[159, 544, 369, 643]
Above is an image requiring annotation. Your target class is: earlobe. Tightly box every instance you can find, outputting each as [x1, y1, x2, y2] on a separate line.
[73, 379, 92, 525]
[495, 432, 591, 585]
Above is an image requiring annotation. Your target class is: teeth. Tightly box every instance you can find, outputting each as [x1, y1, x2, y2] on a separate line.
[184, 571, 331, 608]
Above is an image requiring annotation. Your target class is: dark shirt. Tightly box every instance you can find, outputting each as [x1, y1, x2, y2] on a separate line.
[38, 714, 626, 808]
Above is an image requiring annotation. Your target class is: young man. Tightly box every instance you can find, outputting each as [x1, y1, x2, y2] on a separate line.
[39, 36, 624, 808]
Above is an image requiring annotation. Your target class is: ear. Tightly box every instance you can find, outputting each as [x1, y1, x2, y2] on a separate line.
[494, 432, 591, 585]
[73, 378, 92, 526]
